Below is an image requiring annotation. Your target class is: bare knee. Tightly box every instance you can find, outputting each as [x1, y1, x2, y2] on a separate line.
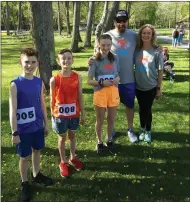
[68, 131, 75, 141]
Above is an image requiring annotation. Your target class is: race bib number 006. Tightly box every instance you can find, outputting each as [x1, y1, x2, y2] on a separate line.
[58, 103, 76, 116]
[98, 74, 114, 81]
[17, 107, 36, 124]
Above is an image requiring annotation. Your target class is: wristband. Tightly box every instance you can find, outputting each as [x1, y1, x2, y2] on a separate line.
[98, 79, 103, 87]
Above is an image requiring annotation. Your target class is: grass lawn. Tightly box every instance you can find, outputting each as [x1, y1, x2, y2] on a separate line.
[1, 30, 190, 202]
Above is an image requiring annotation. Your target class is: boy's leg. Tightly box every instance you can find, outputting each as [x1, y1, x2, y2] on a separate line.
[31, 129, 53, 185]
[16, 133, 32, 201]
[68, 130, 76, 160]
[58, 135, 67, 162]
[32, 149, 40, 177]
[19, 156, 30, 182]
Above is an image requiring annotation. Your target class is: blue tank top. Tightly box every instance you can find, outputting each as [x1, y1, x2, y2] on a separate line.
[11, 76, 44, 134]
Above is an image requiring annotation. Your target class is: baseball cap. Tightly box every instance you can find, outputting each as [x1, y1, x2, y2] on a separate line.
[115, 10, 129, 20]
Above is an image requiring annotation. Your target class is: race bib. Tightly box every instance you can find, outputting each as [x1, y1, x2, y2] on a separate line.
[98, 74, 114, 81]
[58, 103, 76, 116]
[17, 107, 36, 124]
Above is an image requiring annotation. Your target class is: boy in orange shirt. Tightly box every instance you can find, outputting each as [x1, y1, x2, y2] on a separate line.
[50, 49, 85, 178]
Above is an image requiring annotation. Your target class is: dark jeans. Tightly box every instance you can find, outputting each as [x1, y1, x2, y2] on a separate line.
[136, 87, 157, 131]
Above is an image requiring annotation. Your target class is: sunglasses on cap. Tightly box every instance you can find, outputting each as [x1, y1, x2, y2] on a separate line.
[115, 18, 128, 23]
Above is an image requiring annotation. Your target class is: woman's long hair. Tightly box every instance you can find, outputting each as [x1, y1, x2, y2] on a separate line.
[136, 24, 161, 51]
[95, 34, 115, 63]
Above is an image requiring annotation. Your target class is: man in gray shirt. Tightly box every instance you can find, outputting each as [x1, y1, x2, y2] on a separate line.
[106, 10, 138, 143]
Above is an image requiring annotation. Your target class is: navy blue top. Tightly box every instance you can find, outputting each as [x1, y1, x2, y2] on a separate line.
[11, 76, 44, 134]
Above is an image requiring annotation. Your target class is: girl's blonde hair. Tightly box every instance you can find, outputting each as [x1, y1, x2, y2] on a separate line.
[136, 24, 160, 50]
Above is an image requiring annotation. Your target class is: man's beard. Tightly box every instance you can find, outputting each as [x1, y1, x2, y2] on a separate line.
[118, 25, 126, 33]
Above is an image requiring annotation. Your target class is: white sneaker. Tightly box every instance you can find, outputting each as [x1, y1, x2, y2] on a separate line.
[127, 129, 138, 143]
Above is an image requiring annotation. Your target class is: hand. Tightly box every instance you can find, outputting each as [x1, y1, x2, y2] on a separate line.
[80, 111, 86, 125]
[12, 135, 21, 145]
[111, 77, 120, 85]
[103, 80, 113, 87]
[44, 126, 49, 137]
[88, 57, 94, 65]
[155, 89, 162, 99]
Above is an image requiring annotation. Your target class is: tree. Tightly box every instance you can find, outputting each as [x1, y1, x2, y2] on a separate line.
[126, 2, 132, 25]
[57, 1, 62, 35]
[102, 1, 120, 33]
[70, 2, 81, 52]
[17, 1, 22, 31]
[5, 2, 10, 35]
[30, 2, 56, 90]
[65, 1, 71, 36]
[83, 1, 95, 47]
[95, 2, 109, 41]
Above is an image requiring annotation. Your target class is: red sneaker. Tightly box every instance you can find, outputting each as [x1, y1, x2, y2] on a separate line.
[59, 162, 71, 178]
[69, 157, 84, 171]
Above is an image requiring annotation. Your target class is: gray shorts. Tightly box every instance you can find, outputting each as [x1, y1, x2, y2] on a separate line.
[52, 116, 80, 135]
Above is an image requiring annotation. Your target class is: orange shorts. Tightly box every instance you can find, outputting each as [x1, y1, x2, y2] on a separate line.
[93, 86, 120, 108]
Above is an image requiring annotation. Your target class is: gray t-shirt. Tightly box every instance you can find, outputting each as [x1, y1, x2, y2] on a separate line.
[134, 48, 163, 91]
[106, 29, 137, 84]
[88, 54, 120, 91]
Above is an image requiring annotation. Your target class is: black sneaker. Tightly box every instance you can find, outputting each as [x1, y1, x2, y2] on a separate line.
[96, 142, 104, 154]
[31, 172, 53, 186]
[106, 140, 115, 154]
[20, 181, 30, 202]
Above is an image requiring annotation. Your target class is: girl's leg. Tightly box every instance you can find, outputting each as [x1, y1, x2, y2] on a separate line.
[95, 106, 106, 143]
[19, 156, 30, 182]
[107, 106, 117, 141]
[68, 130, 76, 160]
[58, 135, 67, 162]
[32, 149, 40, 177]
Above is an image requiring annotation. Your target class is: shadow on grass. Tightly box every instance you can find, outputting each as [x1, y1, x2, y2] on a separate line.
[83, 88, 94, 94]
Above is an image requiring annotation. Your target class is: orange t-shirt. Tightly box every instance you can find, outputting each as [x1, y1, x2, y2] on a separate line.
[52, 72, 80, 118]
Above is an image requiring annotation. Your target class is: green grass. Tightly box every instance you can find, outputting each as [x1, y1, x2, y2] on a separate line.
[1, 31, 190, 202]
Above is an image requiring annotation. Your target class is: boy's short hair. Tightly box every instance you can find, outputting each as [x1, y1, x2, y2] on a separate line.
[58, 49, 73, 56]
[20, 48, 39, 59]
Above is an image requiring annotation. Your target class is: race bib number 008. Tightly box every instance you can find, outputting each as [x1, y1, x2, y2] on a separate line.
[17, 107, 36, 124]
[58, 103, 76, 116]
[98, 74, 114, 81]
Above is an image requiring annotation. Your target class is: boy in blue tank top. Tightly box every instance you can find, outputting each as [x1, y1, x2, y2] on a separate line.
[9, 48, 53, 202]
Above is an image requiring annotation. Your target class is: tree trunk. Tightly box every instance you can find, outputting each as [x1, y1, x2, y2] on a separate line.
[83, 1, 95, 47]
[6, 2, 10, 35]
[102, 2, 120, 33]
[71, 2, 81, 52]
[126, 2, 132, 25]
[174, 3, 177, 26]
[17, 1, 22, 32]
[57, 1, 62, 35]
[95, 2, 108, 40]
[65, 1, 71, 36]
[92, 22, 95, 35]
[30, 2, 56, 90]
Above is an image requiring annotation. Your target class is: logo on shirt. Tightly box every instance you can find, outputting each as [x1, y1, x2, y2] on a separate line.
[104, 63, 114, 72]
[116, 39, 130, 57]
[136, 56, 149, 72]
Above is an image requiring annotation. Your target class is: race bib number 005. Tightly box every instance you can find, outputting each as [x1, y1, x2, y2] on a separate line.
[17, 107, 36, 124]
[98, 74, 114, 81]
[58, 103, 76, 116]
